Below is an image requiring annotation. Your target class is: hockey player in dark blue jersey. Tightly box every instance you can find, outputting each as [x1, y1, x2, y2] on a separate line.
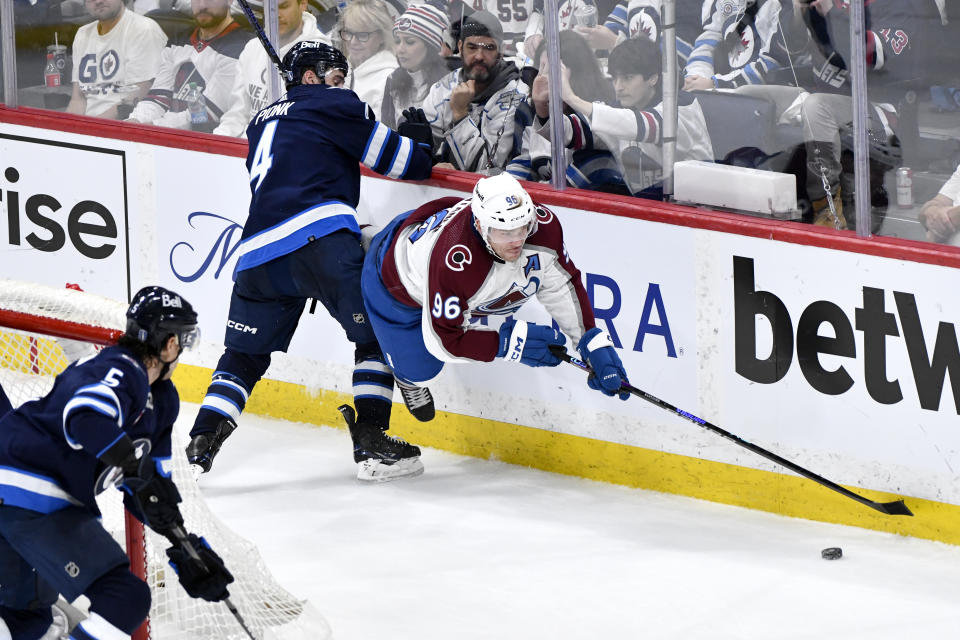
[186, 40, 434, 483]
[0, 286, 234, 640]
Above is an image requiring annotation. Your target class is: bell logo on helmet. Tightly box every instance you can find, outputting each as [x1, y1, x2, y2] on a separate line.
[161, 293, 183, 308]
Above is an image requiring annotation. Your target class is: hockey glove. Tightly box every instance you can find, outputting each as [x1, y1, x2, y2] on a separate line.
[166, 534, 234, 602]
[398, 107, 434, 151]
[497, 318, 566, 367]
[577, 328, 630, 400]
[120, 451, 185, 536]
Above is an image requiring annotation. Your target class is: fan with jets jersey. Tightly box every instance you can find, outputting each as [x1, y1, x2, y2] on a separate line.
[362, 173, 631, 408]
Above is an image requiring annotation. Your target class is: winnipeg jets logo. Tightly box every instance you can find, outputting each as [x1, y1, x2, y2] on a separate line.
[717, 0, 739, 19]
[475, 278, 541, 316]
[100, 50, 120, 80]
[725, 23, 756, 69]
[629, 11, 659, 43]
[445, 244, 472, 271]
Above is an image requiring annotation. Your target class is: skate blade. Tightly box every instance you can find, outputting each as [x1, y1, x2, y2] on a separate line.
[356, 457, 424, 483]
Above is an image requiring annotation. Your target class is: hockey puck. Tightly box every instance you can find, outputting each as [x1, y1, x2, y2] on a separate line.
[821, 547, 843, 560]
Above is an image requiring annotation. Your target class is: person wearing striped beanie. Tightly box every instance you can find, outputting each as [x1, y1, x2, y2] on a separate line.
[381, 3, 452, 128]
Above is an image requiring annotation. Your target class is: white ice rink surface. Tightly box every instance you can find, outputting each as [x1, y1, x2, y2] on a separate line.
[191, 406, 960, 640]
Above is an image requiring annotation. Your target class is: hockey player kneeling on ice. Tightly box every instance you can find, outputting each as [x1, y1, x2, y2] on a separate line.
[186, 40, 433, 483]
[0, 286, 234, 640]
[361, 173, 632, 419]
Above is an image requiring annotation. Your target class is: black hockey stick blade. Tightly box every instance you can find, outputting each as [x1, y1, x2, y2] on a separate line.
[550, 345, 913, 517]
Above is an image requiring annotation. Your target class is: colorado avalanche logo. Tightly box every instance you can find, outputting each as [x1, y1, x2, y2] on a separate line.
[445, 244, 472, 271]
[535, 206, 554, 225]
[629, 10, 659, 43]
[725, 23, 756, 69]
[475, 278, 541, 316]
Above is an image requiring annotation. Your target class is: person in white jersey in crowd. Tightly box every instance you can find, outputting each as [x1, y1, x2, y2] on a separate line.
[214, 0, 331, 137]
[66, 0, 168, 118]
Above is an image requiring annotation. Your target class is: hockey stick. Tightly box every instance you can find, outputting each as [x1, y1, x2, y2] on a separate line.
[235, 0, 284, 73]
[169, 525, 258, 640]
[549, 346, 913, 517]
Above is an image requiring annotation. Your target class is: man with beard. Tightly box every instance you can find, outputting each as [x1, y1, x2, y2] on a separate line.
[421, 10, 526, 172]
[214, 0, 330, 137]
[126, 0, 251, 130]
[66, 0, 168, 119]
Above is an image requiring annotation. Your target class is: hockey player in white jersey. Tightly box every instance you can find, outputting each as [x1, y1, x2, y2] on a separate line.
[361, 173, 631, 417]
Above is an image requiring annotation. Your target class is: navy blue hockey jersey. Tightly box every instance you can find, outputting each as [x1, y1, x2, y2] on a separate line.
[234, 83, 433, 273]
[0, 346, 177, 515]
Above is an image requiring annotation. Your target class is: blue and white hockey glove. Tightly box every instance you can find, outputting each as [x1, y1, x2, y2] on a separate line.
[497, 318, 566, 367]
[577, 328, 630, 400]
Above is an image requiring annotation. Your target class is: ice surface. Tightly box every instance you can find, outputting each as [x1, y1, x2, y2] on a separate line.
[187, 405, 960, 640]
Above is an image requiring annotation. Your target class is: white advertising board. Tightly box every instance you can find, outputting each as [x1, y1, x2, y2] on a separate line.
[2, 119, 958, 506]
[0, 126, 131, 300]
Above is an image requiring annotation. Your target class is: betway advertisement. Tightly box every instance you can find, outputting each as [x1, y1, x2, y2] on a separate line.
[0, 130, 131, 300]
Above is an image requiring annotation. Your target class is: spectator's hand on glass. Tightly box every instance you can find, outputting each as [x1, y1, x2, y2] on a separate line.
[574, 25, 617, 51]
[524, 34, 543, 61]
[920, 196, 960, 242]
[683, 75, 714, 91]
[531, 69, 551, 118]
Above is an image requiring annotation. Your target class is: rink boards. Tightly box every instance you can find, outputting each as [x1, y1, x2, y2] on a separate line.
[3, 109, 960, 544]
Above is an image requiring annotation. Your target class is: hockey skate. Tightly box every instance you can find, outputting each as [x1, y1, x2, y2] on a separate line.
[338, 404, 423, 482]
[395, 379, 435, 422]
[186, 417, 237, 473]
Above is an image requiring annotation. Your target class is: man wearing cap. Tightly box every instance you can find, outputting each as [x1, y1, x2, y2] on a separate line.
[421, 10, 525, 173]
[214, 0, 330, 137]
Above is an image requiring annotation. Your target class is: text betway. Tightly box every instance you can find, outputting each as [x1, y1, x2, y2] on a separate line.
[733, 256, 960, 414]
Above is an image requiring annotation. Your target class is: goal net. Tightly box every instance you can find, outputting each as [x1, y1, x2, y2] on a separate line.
[0, 280, 332, 640]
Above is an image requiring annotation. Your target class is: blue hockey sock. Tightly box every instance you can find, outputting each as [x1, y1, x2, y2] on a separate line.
[353, 347, 394, 427]
[193, 350, 270, 436]
[79, 565, 151, 636]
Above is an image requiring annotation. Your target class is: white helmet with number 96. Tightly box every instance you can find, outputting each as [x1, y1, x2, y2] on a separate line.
[471, 174, 537, 257]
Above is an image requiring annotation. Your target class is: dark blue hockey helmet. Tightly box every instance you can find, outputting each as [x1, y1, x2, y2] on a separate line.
[125, 286, 200, 354]
[281, 40, 349, 89]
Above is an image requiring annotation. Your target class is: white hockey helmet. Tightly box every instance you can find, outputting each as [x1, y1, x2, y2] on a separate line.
[471, 174, 537, 251]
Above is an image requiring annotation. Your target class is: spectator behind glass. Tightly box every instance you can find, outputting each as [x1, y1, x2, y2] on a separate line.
[338, 0, 398, 119]
[421, 10, 525, 172]
[214, 0, 330, 137]
[506, 30, 625, 192]
[381, 3, 450, 128]
[125, 0, 250, 130]
[919, 164, 960, 245]
[683, 0, 798, 92]
[795, 0, 933, 230]
[66, 0, 168, 118]
[560, 36, 712, 198]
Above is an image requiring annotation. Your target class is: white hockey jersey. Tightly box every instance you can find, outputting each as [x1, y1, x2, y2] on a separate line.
[380, 196, 596, 363]
[127, 21, 251, 129]
[70, 8, 168, 117]
[421, 61, 526, 172]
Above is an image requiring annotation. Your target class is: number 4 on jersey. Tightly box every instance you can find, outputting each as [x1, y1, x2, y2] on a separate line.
[249, 120, 278, 191]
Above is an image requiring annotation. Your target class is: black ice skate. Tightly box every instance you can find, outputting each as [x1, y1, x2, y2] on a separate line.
[186, 417, 237, 473]
[338, 404, 423, 482]
[395, 379, 435, 422]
